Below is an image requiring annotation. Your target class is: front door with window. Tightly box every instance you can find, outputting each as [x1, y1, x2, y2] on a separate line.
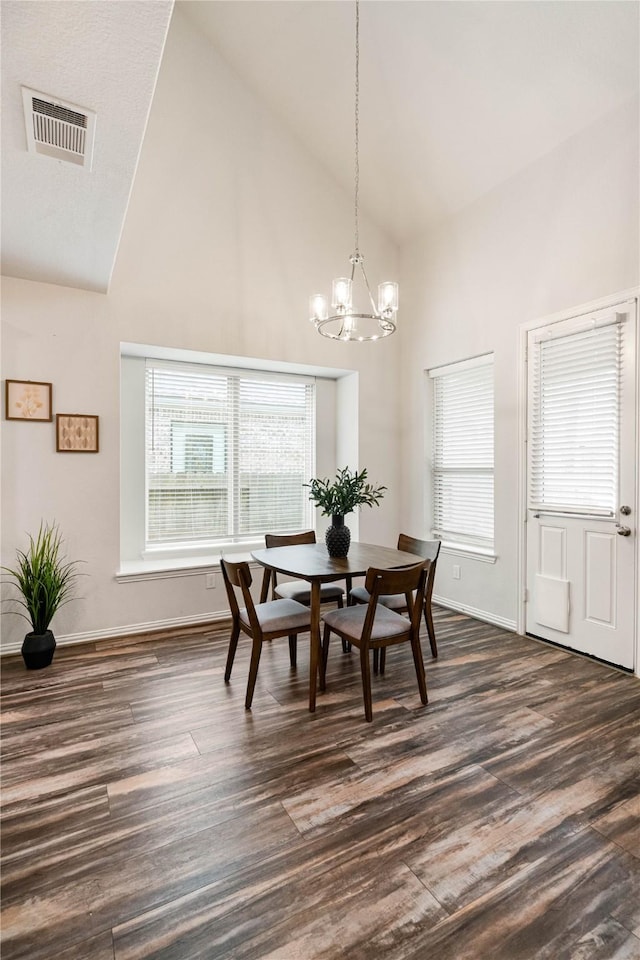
[525, 299, 637, 670]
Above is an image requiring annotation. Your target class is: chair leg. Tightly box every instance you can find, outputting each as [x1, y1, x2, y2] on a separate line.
[224, 623, 240, 682]
[288, 634, 297, 669]
[345, 575, 353, 603]
[379, 647, 386, 675]
[424, 602, 438, 658]
[245, 638, 263, 709]
[359, 645, 373, 722]
[337, 594, 349, 650]
[322, 623, 331, 674]
[410, 632, 428, 706]
[373, 648, 379, 674]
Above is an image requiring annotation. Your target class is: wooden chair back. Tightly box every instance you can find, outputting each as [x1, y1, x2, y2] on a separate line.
[396, 535, 441, 656]
[397, 534, 440, 568]
[265, 530, 316, 548]
[220, 558, 260, 635]
[362, 562, 427, 646]
[263, 531, 316, 596]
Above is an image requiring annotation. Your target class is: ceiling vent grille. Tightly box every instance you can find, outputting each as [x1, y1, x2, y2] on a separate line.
[22, 87, 96, 170]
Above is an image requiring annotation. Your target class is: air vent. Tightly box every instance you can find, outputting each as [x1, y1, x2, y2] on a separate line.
[22, 87, 96, 170]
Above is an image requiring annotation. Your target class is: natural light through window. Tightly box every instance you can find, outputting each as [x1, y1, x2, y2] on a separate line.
[145, 361, 316, 549]
[429, 355, 494, 551]
[528, 323, 620, 516]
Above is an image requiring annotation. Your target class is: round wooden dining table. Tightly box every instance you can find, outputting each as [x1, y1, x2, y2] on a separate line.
[251, 541, 421, 712]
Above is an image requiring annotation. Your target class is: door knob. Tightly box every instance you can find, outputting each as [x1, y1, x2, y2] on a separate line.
[620, 505, 631, 515]
[616, 525, 631, 537]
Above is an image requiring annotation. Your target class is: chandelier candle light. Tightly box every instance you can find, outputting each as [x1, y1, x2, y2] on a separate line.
[309, 0, 398, 342]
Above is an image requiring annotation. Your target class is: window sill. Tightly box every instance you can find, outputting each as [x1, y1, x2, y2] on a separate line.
[116, 551, 256, 583]
[439, 542, 497, 564]
[141, 539, 264, 562]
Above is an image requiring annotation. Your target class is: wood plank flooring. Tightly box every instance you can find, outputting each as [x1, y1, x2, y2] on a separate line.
[1, 608, 639, 960]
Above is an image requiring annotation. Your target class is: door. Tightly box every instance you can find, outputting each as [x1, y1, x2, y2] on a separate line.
[525, 299, 637, 670]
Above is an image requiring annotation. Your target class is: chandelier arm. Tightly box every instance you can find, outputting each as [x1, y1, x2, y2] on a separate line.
[358, 259, 378, 316]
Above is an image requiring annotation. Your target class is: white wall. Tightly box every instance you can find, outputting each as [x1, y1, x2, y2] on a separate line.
[400, 98, 640, 628]
[3, 9, 637, 654]
[0, 8, 400, 653]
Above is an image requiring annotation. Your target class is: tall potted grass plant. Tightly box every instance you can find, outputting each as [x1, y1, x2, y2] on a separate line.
[2, 522, 82, 669]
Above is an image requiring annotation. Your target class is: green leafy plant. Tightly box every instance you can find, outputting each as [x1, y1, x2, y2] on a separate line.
[305, 467, 386, 517]
[2, 522, 82, 635]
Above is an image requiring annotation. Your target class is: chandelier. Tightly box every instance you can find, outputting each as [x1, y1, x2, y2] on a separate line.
[309, 0, 398, 342]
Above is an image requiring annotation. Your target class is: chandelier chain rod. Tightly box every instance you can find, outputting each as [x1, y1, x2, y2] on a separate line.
[354, 0, 360, 256]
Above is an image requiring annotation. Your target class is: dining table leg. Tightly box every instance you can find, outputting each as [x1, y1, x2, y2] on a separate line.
[309, 579, 324, 711]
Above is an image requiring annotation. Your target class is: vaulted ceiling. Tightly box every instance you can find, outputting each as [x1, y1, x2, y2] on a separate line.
[1, 0, 638, 294]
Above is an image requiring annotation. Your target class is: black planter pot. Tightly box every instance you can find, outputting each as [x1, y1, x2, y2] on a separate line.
[325, 514, 351, 558]
[21, 630, 56, 670]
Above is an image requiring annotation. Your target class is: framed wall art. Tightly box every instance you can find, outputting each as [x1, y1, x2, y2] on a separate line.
[56, 414, 99, 453]
[5, 379, 52, 421]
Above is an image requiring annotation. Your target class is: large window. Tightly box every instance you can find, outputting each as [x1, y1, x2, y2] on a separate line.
[429, 355, 494, 550]
[145, 361, 316, 549]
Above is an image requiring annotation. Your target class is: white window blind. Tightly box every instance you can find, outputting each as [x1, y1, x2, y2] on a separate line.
[430, 356, 494, 548]
[145, 361, 315, 547]
[528, 320, 620, 517]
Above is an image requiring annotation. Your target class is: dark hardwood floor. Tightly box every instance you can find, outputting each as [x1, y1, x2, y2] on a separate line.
[1, 607, 639, 960]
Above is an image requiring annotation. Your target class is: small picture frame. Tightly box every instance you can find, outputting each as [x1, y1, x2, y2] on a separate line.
[56, 414, 99, 453]
[5, 379, 52, 421]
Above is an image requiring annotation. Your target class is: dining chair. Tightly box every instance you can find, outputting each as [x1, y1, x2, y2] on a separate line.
[322, 561, 429, 722]
[265, 530, 351, 653]
[221, 558, 312, 709]
[264, 531, 345, 608]
[349, 535, 441, 660]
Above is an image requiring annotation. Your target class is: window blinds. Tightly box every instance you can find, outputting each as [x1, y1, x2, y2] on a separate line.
[528, 321, 620, 516]
[145, 361, 315, 546]
[431, 357, 494, 547]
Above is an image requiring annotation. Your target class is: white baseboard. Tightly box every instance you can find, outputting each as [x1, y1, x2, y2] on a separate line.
[2, 600, 516, 657]
[0, 610, 231, 656]
[432, 595, 517, 633]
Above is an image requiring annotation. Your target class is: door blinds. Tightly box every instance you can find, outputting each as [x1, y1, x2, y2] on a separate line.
[430, 356, 494, 548]
[145, 361, 315, 546]
[528, 319, 621, 516]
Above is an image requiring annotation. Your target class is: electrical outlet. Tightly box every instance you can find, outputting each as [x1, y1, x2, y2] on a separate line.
[205, 573, 215, 589]
[452, 564, 461, 580]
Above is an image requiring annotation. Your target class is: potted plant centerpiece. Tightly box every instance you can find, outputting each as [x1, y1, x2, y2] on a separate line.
[2, 522, 82, 669]
[305, 467, 386, 557]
